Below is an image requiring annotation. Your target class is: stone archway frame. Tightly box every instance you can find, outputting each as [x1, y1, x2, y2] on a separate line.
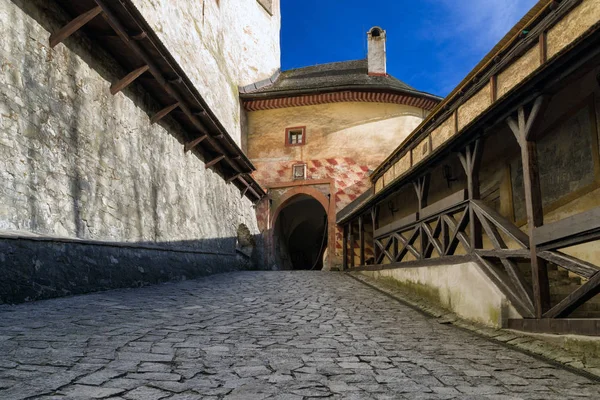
[269, 181, 337, 270]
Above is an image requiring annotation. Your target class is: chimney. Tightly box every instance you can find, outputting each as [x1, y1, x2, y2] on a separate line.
[367, 27, 387, 76]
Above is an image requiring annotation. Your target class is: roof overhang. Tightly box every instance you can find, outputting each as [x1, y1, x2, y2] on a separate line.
[369, 0, 560, 183]
[49, 0, 265, 201]
[241, 87, 441, 112]
[338, 0, 600, 224]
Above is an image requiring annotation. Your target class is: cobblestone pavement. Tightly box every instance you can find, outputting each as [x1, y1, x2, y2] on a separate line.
[1, 272, 599, 400]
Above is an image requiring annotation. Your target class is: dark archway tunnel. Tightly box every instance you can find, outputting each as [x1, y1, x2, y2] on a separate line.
[274, 195, 328, 270]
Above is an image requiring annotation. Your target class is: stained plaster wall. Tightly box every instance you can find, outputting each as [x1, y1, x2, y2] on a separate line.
[248, 102, 424, 168]
[247, 101, 427, 265]
[360, 262, 521, 327]
[523, 69, 600, 268]
[131, 0, 281, 145]
[0, 0, 273, 301]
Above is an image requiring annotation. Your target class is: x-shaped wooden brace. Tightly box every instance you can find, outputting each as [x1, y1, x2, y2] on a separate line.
[442, 206, 471, 255]
[375, 237, 395, 264]
[472, 206, 534, 309]
[394, 227, 421, 262]
[422, 217, 444, 258]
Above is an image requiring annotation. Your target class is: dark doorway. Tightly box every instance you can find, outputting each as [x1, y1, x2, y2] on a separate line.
[274, 195, 328, 270]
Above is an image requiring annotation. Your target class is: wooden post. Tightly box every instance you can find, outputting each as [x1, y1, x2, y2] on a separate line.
[412, 175, 430, 216]
[506, 96, 550, 318]
[342, 224, 348, 270]
[458, 139, 484, 250]
[371, 205, 379, 264]
[413, 174, 431, 258]
[359, 216, 365, 266]
[349, 222, 355, 269]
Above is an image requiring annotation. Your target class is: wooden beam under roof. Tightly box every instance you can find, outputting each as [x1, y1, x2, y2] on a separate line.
[226, 173, 243, 183]
[49, 6, 103, 48]
[90, 30, 147, 40]
[184, 135, 208, 153]
[240, 186, 250, 199]
[205, 155, 226, 169]
[238, 176, 261, 200]
[110, 65, 149, 95]
[151, 102, 180, 125]
[95, 0, 253, 175]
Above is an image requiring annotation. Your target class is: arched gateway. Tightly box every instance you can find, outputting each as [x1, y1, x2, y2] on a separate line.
[271, 188, 336, 270]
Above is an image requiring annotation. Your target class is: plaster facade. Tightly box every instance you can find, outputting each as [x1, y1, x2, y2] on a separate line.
[247, 101, 428, 269]
[360, 262, 521, 327]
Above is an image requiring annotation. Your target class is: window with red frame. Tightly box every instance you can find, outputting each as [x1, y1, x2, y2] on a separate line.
[285, 127, 306, 146]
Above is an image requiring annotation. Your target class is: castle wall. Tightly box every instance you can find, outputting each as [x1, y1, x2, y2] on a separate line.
[131, 0, 281, 144]
[247, 101, 426, 268]
[0, 0, 277, 302]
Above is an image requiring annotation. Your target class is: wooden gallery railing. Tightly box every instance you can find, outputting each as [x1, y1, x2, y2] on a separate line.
[346, 189, 600, 321]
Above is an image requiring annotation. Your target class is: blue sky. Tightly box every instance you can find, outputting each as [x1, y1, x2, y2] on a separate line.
[281, 0, 538, 97]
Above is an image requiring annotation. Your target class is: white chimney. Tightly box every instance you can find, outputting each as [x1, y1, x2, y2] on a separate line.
[367, 27, 387, 76]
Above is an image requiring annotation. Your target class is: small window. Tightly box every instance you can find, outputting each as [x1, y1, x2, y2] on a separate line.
[292, 163, 307, 180]
[285, 127, 306, 147]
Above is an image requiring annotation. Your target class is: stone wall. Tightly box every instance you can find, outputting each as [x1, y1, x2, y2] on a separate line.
[0, 235, 255, 304]
[131, 0, 281, 144]
[0, 0, 270, 302]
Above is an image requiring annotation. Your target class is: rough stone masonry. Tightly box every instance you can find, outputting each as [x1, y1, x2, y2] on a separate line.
[0, 0, 279, 302]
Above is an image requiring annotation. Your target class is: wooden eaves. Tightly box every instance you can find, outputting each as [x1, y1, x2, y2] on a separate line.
[49, 0, 265, 202]
[369, 0, 556, 184]
[338, 0, 600, 224]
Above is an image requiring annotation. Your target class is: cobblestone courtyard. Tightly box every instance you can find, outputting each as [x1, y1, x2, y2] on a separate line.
[1, 271, 599, 399]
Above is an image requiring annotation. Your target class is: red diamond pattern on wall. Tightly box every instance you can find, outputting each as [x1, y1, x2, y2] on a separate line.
[252, 157, 371, 211]
[252, 157, 373, 260]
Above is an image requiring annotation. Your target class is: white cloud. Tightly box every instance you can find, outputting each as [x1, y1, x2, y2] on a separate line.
[423, 0, 538, 53]
[414, 0, 538, 95]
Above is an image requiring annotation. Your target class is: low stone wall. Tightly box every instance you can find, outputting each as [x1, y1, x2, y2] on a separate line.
[359, 261, 522, 327]
[0, 235, 255, 304]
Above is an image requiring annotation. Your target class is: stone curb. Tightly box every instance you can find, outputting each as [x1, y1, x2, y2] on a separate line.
[345, 271, 600, 381]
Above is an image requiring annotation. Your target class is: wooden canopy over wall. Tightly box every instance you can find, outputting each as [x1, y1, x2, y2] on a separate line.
[337, 0, 600, 335]
[340, 0, 600, 224]
[49, 0, 265, 202]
